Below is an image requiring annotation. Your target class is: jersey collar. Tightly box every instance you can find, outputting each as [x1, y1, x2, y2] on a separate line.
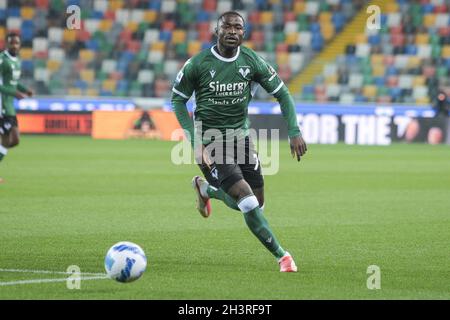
[4, 50, 18, 61]
[210, 45, 240, 62]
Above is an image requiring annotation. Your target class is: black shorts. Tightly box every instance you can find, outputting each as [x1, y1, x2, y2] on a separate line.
[198, 136, 264, 193]
[0, 115, 18, 135]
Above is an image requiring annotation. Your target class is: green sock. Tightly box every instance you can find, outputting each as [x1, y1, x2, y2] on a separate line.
[206, 186, 240, 211]
[243, 207, 286, 259]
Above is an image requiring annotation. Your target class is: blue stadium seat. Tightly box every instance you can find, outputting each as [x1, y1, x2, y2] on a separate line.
[21, 21, 34, 42]
[75, 80, 88, 90]
[86, 39, 100, 51]
[67, 0, 81, 6]
[310, 23, 321, 33]
[255, 0, 268, 10]
[332, 12, 346, 32]
[302, 85, 314, 95]
[149, 0, 161, 10]
[386, 66, 398, 76]
[7, 7, 20, 17]
[422, 4, 434, 14]
[389, 87, 401, 99]
[368, 34, 381, 46]
[197, 11, 210, 22]
[117, 80, 129, 92]
[92, 11, 104, 19]
[355, 94, 368, 102]
[374, 77, 385, 86]
[100, 90, 113, 96]
[201, 42, 212, 50]
[311, 34, 324, 51]
[21, 60, 34, 72]
[445, 58, 450, 69]
[405, 45, 417, 55]
[159, 30, 172, 42]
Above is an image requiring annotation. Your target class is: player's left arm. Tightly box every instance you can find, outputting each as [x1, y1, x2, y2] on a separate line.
[273, 87, 307, 161]
[253, 56, 307, 161]
[17, 83, 33, 97]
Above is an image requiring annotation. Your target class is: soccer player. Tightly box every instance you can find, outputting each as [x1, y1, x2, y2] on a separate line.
[0, 33, 33, 183]
[171, 12, 307, 272]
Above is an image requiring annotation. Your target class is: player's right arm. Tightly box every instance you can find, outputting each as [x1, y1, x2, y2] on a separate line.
[171, 60, 212, 167]
[0, 55, 27, 98]
[252, 54, 307, 161]
[171, 59, 196, 147]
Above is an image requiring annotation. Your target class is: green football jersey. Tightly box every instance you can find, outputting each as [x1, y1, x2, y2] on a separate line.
[172, 45, 285, 138]
[0, 50, 23, 116]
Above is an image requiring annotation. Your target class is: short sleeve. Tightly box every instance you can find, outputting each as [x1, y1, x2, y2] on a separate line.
[253, 55, 284, 96]
[172, 59, 196, 100]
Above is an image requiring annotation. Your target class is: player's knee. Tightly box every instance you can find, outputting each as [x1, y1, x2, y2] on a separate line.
[224, 177, 252, 200]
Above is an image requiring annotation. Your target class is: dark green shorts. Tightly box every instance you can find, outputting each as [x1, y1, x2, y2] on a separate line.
[199, 136, 264, 192]
[0, 115, 18, 135]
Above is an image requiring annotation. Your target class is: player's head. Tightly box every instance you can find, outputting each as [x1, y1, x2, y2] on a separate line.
[6, 32, 21, 56]
[215, 11, 245, 50]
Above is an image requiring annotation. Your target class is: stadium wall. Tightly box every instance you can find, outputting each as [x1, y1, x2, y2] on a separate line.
[15, 98, 449, 145]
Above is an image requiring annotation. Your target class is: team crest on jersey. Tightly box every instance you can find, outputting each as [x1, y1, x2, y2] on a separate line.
[238, 66, 251, 79]
[209, 69, 216, 78]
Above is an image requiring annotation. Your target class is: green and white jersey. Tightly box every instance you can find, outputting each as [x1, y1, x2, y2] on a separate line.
[0, 50, 23, 116]
[172, 45, 284, 137]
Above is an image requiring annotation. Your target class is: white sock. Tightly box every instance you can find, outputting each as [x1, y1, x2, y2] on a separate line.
[0, 145, 8, 156]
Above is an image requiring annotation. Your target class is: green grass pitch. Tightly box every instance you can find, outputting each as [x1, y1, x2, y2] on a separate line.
[0, 136, 449, 299]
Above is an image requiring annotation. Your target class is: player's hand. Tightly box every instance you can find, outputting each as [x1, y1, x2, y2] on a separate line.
[14, 91, 27, 99]
[26, 89, 33, 97]
[289, 135, 307, 162]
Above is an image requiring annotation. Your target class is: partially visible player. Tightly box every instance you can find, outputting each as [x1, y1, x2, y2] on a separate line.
[172, 12, 307, 272]
[0, 33, 33, 183]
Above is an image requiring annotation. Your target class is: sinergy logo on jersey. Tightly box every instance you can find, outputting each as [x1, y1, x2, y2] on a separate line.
[208, 80, 249, 97]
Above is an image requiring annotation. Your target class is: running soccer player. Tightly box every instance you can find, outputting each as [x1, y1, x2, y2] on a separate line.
[0, 33, 33, 183]
[171, 12, 307, 272]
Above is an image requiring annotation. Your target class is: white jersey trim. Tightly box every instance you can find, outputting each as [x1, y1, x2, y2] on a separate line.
[269, 82, 284, 95]
[172, 87, 190, 99]
[4, 50, 18, 62]
[210, 46, 240, 62]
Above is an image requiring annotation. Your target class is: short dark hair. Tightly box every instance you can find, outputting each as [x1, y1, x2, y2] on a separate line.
[217, 11, 245, 27]
[6, 32, 20, 42]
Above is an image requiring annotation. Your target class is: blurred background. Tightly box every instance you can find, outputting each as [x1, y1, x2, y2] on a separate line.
[1, 0, 449, 143]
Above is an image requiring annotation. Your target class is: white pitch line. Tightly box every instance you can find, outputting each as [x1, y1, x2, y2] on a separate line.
[0, 275, 109, 286]
[0, 268, 105, 276]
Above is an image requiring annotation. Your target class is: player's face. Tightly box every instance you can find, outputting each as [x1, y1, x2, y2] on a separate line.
[217, 15, 245, 49]
[7, 36, 21, 56]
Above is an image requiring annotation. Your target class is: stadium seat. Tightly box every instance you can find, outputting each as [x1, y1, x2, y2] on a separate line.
[0, 0, 396, 99]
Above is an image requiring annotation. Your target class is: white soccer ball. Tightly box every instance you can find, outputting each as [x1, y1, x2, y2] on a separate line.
[104, 241, 147, 283]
